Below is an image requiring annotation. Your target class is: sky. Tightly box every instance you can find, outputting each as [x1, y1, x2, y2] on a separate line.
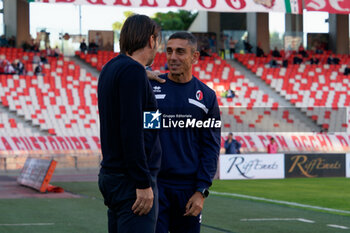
[29, 3, 176, 36]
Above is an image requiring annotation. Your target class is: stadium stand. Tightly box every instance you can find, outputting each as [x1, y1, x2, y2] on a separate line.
[189, 54, 313, 132]
[76, 50, 118, 71]
[75, 51, 314, 133]
[235, 52, 349, 132]
[0, 48, 99, 136]
[0, 111, 37, 136]
[3, 47, 340, 137]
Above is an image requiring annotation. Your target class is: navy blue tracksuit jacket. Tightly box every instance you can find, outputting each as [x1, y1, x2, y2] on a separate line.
[150, 74, 221, 190]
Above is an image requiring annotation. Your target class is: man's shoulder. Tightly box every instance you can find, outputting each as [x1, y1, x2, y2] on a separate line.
[150, 73, 167, 87]
[106, 55, 141, 69]
[192, 76, 216, 97]
[102, 55, 145, 77]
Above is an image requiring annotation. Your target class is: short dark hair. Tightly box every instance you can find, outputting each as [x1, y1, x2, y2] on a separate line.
[120, 14, 161, 56]
[168, 32, 197, 51]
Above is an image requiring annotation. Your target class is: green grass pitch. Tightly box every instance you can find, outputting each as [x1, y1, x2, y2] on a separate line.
[0, 178, 349, 233]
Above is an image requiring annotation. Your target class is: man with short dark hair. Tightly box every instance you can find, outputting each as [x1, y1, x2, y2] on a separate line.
[98, 14, 162, 233]
[224, 133, 241, 154]
[150, 32, 221, 233]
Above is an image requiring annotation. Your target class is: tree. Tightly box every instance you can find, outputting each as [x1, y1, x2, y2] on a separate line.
[112, 10, 198, 31]
[152, 10, 198, 30]
[112, 11, 135, 31]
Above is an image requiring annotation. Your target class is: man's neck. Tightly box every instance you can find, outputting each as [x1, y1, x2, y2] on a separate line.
[127, 49, 148, 67]
[168, 72, 192, 83]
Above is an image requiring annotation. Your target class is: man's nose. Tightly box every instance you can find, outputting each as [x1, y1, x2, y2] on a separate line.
[169, 51, 177, 60]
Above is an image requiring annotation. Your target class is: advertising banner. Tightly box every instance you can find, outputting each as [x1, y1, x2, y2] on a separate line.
[305, 0, 350, 14]
[222, 133, 350, 153]
[220, 153, 284, 180]
[347, 154, 350, 178]
[30, 0, 302, 13]
[0, 136, 101, 155]
[285, 153, 346, 178]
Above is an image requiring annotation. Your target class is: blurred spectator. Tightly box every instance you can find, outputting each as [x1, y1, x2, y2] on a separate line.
[282, 50, 292, 68]
[208, 34, 216, 53]
[219, 35, 228, 59]
[272, 47, 281, 58]
[46, 46, 54, 57]
[14, 60, 25, 75]
[80, 39, 88, 54]
[256, 43, 266, 57]
[224, 133, 241, 154]
[327, 55, 340, 65]
[243, 39, 252, 53]
[0, 35, 8, 47]
[199, 46, 211, 59]
[54, 46, 61, 57]
[293, 55, 303, 65]
[33, 53, 41, 64]
[95, 32, 103, 48]
[269, 59, 278, 68]
[224, 36, 229, 56]
[344, 66, 350, 75]
[226, 89, 235, 98]
[8, 36, 15, 48]
[327, 55, 333, 64]
[309, 55, 319, 65]
[30, 39, 39, 52]
[267, 137, 278, 154]
[229, 37, 237, 59]
[34, 62, 43, 75]
[22, 41, 31, 51]
[4, 61, 16, 74]
[298, 44, 308, 58]
[40, 52, 48, 64]
[315, 43, 324, 54]
[88, 41, 98, 54]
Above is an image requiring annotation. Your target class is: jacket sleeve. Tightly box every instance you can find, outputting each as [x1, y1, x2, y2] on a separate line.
[224, 140, 229, 150]
[118, 65, 151, 189]
[196, 94, 221, 189]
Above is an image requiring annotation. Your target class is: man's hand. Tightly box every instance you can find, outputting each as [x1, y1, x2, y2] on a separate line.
[184, 192, 204, 217]
[132, 187, 154, 216]
[146, 70, 165, 83]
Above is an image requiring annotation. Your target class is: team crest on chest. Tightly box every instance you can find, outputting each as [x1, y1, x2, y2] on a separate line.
[196, 90, 203, 101]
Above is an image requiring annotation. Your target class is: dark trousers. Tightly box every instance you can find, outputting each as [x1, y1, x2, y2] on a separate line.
[98, 169, 158, 233]
[156, 182, 201, 233]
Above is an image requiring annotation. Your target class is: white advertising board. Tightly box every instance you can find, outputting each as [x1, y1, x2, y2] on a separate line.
[219, 154, 285, 180]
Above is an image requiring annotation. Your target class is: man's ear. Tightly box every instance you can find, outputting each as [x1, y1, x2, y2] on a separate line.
[149, 35, 155, 49]
[192, 51, 200, 64]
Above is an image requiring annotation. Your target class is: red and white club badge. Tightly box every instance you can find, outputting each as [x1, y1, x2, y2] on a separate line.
[196, 90, 203, 101]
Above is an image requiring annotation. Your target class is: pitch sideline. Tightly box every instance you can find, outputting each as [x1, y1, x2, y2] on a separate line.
[211, 191, 350, 215]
